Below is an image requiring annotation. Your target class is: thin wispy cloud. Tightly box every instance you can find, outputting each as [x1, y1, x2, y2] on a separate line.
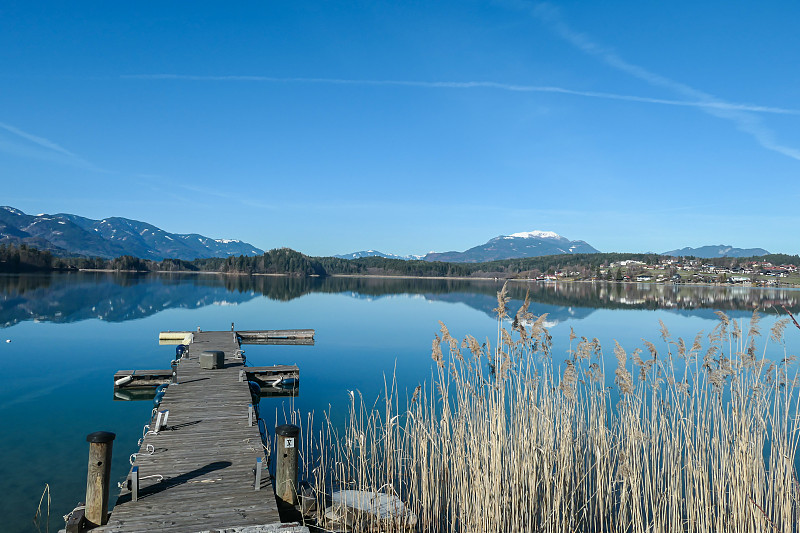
[0, 122, 79, 158]
[530, 2, 800, 161]
[123, 74, 800, 117]
[173, 181, 282, 210]
[0, 121, 104, 170]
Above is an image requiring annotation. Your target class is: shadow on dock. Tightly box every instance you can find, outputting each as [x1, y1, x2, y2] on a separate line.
[116, 460, 232, 504]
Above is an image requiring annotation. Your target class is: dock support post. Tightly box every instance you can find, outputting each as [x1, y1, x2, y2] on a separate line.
[254, 457, 262, 490]
[275, 424, 300, 506]
[131, 466, 139, 502]
[85, 431, 116, 527]
[171, 359, 178, 384]
[239, 369, 245, 382]
[248, 404, 254, 427]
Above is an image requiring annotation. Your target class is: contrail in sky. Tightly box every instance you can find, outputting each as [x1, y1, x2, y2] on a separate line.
[0, 121, 80, 158]
[123, 74, 800, 117]
[0, 121, 103, 170]
[529, 2, 800, 161]
[125, 3, 800, 162]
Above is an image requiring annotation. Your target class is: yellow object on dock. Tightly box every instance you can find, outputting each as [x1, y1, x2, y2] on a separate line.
[158, 331, 193, 345]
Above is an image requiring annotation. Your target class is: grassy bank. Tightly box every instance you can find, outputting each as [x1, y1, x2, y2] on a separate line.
[307, 284, 800, 532]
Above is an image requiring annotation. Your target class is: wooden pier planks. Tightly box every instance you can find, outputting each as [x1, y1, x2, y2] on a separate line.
[113, 365, 300, 391]
[99, 331, 293, 532]
[113, 369, 173, 389]
[245, 365, 299, 381]
[237, 330, 314, 346]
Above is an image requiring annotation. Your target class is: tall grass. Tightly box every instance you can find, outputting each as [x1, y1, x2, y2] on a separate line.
[309, 284, 800, 532]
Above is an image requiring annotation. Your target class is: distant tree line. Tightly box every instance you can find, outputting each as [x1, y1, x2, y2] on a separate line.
[696, 254, 800, 267]
[2, 242, 798, 278]
[193, 248, 325, 276]
[0, 243, 57, 272]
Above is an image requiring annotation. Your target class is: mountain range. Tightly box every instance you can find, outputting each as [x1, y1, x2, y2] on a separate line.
[0, 206, 778, 263]
[423, 231, 600, 263]
[333, 250, 425, 261]
[0, 207, 264, 261]
[339, 234, 774, 262]
[661, 245, 770, 258]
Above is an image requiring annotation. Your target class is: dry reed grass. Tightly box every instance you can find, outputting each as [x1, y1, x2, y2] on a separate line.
[308, 283, 800, 532]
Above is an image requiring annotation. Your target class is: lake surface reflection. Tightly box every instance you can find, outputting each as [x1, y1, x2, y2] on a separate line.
[1, 272, 799, 532]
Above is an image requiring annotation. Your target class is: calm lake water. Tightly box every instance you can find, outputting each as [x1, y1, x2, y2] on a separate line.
[1, 272, 799, 532]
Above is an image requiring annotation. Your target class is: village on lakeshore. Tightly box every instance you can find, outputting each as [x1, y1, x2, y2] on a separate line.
[546, 258, 800, 286]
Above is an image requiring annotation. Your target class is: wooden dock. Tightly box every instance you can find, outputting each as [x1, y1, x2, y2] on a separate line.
[91, 329, 313, 533]
[113, 365, 300, 398]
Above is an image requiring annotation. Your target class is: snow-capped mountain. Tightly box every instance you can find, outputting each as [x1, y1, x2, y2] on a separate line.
[334, 250, 424, 261]
[0, 206, 264, 260]
[424, 230, 599, 263]
[507, 230, 562, 239]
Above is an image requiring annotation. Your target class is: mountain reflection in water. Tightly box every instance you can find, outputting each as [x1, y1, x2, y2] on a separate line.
[1, 272, 798, 329]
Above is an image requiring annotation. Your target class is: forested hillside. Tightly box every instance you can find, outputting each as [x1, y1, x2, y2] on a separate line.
[2, 243, 798, 279]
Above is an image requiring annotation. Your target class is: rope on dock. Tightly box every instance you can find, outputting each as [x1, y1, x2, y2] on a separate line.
[129, 444, 155, 465]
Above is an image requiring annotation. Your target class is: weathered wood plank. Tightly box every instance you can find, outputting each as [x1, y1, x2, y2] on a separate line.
[237, 329, 314, 338]
[243, 338, 314, 346]
[115, 369, 174, 376]
[237, 330, 315, 346]
[113, 369, 173, 389]
[245, 365, 299, 378]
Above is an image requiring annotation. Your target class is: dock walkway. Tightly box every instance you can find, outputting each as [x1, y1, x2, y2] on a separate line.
[98, 331, 302, 532]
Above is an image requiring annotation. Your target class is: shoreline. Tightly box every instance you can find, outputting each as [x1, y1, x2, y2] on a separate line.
[9, 268, 796, 289]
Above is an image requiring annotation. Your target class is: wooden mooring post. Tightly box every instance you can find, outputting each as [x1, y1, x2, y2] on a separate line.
[85, 431, 116, 527]
[276, 424, 300, 506]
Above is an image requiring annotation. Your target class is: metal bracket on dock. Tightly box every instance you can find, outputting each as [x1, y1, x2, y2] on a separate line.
[239, 369, 245, 382]
[254, 457, 262, 491]
[131, 466, 139, 502]
[153, 409, 169, 433]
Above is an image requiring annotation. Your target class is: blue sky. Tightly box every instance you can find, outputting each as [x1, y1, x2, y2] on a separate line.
[1, 1, 799, 257]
